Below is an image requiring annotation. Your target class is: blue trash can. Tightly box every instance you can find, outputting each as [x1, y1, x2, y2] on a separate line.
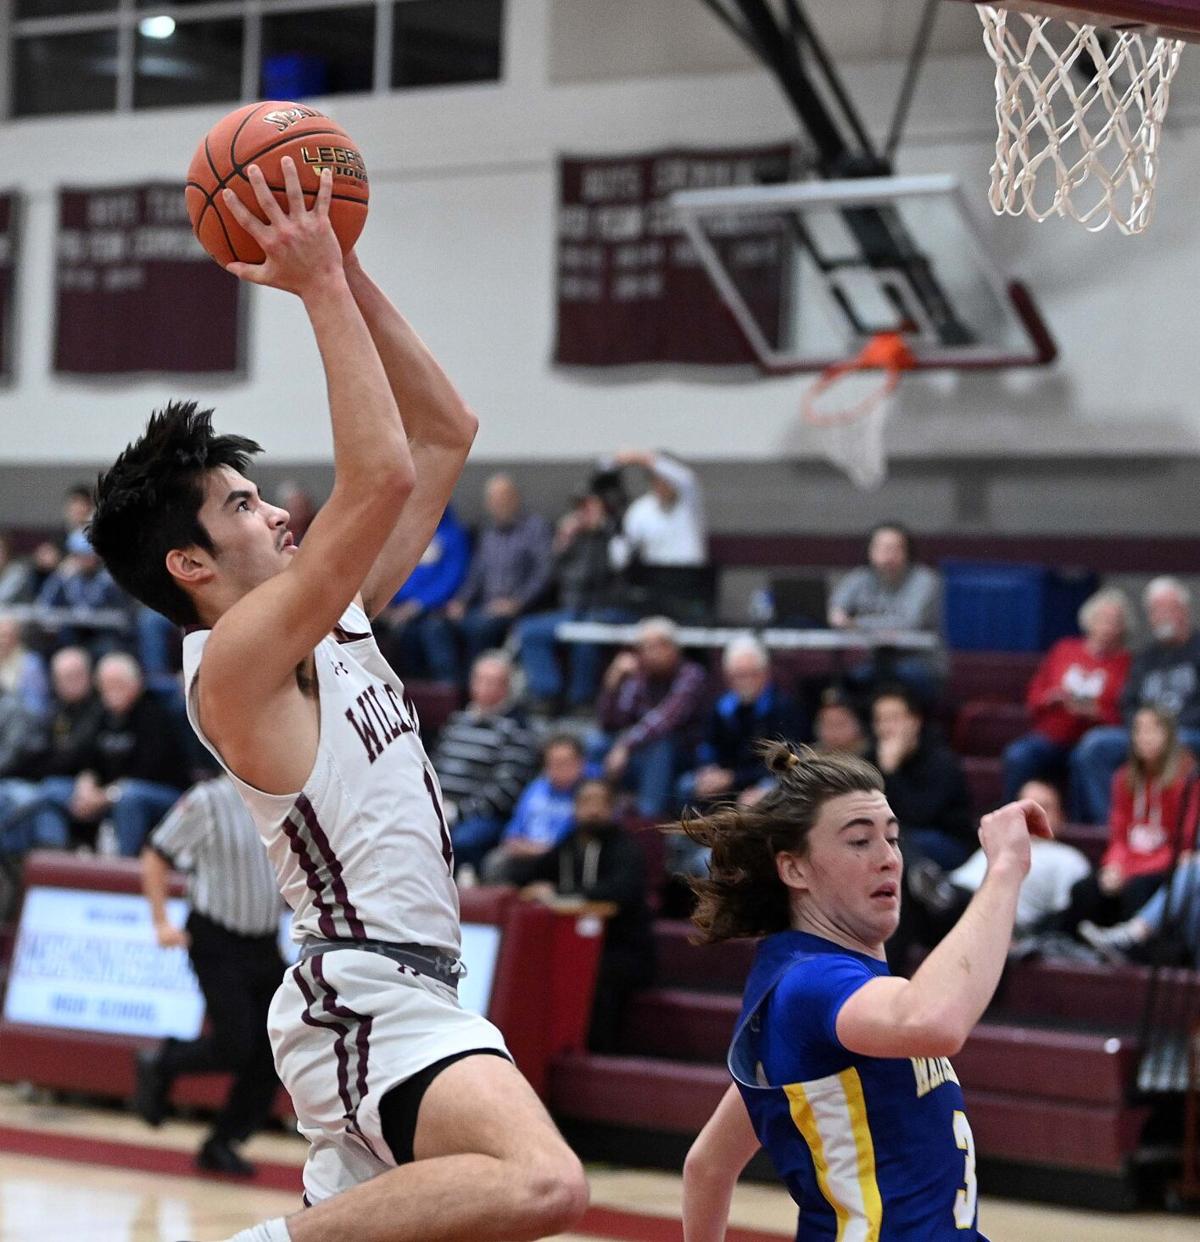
[942, 561, 1098, 652]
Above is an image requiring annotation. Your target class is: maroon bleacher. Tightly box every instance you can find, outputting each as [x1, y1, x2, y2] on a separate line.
[954, 701, 1030, 758]
[548, 919, 1177, 1201]
[962, 755, 1005, 816]
[947, 650, 1042, 707]
[405, 679, 462, 740]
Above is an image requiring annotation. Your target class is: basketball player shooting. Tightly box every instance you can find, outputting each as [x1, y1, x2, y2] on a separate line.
[89, 159, 588, 1242]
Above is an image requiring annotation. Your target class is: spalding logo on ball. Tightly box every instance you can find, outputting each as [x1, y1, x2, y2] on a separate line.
[186, 100, 369, 268]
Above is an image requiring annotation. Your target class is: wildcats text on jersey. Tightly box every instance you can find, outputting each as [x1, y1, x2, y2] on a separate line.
[344, 681, 416, 764]
[911, 1055, 961, 1099]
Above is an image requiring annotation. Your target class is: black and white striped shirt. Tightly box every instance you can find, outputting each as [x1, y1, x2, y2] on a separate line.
[431, 708, 538, 823]
[150, 776, 281, 937]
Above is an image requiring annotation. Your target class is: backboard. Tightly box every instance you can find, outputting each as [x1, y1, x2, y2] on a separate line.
[669, 173, 1056, 374]
[946, 0, 1200, 40]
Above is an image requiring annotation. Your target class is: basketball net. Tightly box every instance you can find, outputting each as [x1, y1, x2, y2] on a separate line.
[977, 5, 1185, 235]
[801, 332, 917, 492]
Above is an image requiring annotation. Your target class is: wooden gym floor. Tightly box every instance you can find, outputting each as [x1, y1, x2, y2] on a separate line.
[0, 1086, 1196, 1241]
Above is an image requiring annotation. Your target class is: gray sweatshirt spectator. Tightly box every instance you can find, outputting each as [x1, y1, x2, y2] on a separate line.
[829, 523, 941, 633]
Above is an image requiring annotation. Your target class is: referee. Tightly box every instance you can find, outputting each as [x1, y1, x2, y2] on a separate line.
[136, 774, 284, 1176]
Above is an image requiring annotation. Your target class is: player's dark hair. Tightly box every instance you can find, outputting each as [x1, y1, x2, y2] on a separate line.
[89, 400, 262, 627]
[683, 741, 884, 944]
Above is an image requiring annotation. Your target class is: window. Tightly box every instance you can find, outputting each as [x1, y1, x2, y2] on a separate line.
[135, 19, 244, 109]
[393, 0, 504, 88]
[261, 7, 376, 99]
[15, 31, 118, 116]
[10, 0, 505, 117]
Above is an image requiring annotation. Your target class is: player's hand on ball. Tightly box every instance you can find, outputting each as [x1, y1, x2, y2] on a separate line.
[223, 159, 343, 294]
[979, 797, 1052, 880]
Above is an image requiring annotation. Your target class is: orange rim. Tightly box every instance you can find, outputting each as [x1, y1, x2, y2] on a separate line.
[801, 332, 917, 427]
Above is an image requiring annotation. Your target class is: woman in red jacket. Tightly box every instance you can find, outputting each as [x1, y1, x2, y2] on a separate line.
[1001, 588, 1132, 802]
[1063, 706, 1198, 933]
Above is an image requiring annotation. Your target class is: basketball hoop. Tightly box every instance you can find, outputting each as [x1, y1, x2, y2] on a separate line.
[977, 5, 1185, 234]
[801, 332, 917, 491]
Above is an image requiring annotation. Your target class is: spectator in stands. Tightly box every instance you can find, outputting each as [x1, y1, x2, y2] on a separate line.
[608, 450, 709, 620]
[517, 487, 626, 716]
[36, 529, 131, 655]
[670, 634, 809, 884]
[828, 523, 942, 703]
[27, 652, 190, 856]
[1079, 852, 1200, 966]
[61, 482, 94, 549]
[595, 616, 708, 818]
[813, 688, 868, 757]
[274, 478, 319, 543]
[521, 778, 655, 1052]
[430, 651, 539, 875]
[0, 618, 49, 717]
[608, 450, 706, 570]
[1062, 706, 1198, 933]
[482, 734, 589, 885]
[0, 647, 102, 855]
[1071, 576, 1200, 823]
[26, 540, 63, 599]
[907, 779, 1091, 941]
[868, 684, 974, 871]
[420, 474, 552, 684]
[0, 533, 33, 604]
[379, 505, 470, 680]
[0, 686, 36, 784]
[1002, 588, 1133, 802]
[680, 634, 808, 811]
[134, 604, 182, 698]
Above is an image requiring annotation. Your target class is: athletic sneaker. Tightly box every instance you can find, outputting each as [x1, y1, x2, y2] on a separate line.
[1077, 919, 1138, 962]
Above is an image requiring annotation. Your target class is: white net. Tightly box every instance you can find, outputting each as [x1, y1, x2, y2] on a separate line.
[977, 5, 1185, 234]
[803, 370, 896, 492]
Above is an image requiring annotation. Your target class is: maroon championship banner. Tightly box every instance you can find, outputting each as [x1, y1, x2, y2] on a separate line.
[0, 194, 19, 383]
[553, 144, 794, 368]
[55, 183, 242, 375]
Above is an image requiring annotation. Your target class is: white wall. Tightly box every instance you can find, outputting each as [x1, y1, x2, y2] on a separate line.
[1, 0, 1199, 468]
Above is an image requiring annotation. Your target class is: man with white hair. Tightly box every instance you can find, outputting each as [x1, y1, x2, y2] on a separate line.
[1071, 576, 1200, 823]
[670, 634, 807, 878]
[681, 634, 807, 810]
[595, 617, 707, 817]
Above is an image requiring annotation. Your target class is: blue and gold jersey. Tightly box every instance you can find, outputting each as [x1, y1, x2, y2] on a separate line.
[730, 931, 986, 1241]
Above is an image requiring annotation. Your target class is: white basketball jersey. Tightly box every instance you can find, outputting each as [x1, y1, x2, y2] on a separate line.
[183, 602, 461, 956]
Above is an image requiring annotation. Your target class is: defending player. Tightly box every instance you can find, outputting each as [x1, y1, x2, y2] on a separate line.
[89, 160, 587, 1242]
[678, 743, 1050, 1241]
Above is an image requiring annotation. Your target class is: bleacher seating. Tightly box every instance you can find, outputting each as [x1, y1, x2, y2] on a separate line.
[962, 755, 1005, 817]
[547, 917, 1193, 1203]
[953, 700, 1029, 757]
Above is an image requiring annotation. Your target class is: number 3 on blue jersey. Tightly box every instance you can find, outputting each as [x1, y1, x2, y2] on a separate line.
[953, 1109, 978, 1229]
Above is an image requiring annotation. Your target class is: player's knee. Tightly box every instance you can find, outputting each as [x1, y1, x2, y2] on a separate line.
[518, 1147, 589, 1235]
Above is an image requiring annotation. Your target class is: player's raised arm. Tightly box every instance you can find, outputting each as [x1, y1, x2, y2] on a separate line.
[199, 159, 414, 703]
[340, 252, 479, 619]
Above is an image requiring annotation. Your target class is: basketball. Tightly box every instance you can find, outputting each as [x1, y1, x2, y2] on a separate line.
[185, 100, 369, 268]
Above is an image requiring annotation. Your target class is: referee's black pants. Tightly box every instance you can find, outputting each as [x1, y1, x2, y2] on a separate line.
[159, 910, 283, 1143]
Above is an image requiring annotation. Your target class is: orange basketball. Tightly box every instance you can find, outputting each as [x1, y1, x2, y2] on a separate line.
[186, 100, 369, 268]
